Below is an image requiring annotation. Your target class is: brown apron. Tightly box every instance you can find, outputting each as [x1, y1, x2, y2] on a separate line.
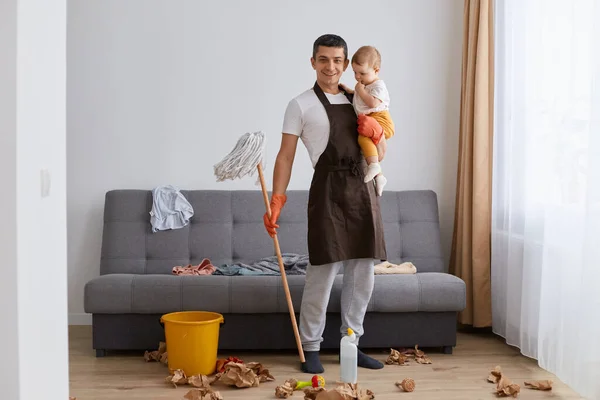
[307, 81, 387, 266]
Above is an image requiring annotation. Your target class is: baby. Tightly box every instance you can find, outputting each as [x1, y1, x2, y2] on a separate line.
[342, 45, 395, 195]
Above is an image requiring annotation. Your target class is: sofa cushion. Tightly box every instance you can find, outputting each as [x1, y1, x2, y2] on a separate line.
[84, 273, 466, 315]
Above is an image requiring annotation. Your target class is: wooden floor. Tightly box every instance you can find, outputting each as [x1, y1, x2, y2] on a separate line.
[69, 326, 582, 399]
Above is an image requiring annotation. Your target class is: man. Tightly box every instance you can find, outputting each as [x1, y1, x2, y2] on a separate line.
[263, 34, 388, 374]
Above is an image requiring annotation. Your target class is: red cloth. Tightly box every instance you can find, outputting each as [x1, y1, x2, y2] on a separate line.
[172, 258, 216, 275]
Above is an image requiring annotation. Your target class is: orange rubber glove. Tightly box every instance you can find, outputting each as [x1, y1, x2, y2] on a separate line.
[357, 114, 384, 144]
[263, 193, 287, 238]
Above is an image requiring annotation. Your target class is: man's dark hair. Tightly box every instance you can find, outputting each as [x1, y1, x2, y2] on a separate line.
[312, 34, 348, 60]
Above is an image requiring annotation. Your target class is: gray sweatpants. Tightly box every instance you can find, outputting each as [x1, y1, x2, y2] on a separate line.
[299, 258, 376, 351]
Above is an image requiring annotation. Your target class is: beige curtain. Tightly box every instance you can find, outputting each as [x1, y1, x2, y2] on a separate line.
[449, 0, 494, 327]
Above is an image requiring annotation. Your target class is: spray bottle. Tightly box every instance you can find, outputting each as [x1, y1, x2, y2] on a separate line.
[340, 328, 357, 383]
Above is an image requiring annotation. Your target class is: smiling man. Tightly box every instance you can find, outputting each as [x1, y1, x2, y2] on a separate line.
[263, 34, 388, 374]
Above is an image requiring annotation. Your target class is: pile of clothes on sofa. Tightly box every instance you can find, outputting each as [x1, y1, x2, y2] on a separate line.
[172, 254, 417, 277]
[172, 254, 310, 276]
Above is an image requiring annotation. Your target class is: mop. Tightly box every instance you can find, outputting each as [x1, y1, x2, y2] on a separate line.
[214, 131, 305, 363]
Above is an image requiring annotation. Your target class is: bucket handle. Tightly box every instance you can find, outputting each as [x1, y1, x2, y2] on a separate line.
[158, 315, 225, 328]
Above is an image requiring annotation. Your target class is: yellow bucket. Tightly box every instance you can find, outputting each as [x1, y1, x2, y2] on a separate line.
[160, 311, 224, 376]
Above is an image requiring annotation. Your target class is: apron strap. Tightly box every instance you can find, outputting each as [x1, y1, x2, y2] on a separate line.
[313, 81, 354, 106]
[313, 81, 330, 106]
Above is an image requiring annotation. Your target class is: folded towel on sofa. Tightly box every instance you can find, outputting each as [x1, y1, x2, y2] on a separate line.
[374, 261, 417, 274]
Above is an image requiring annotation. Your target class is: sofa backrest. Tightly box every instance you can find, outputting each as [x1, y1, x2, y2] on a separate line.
[99, 189, 444, 275]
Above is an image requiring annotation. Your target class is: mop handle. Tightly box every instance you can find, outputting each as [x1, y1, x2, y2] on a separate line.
[256, 163, 305, 363]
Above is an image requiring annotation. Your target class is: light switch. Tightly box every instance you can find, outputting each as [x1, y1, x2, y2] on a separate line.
[41, 169, 51, 197]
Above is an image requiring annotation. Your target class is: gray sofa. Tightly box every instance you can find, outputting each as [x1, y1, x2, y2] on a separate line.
[84, 189, 466, 357]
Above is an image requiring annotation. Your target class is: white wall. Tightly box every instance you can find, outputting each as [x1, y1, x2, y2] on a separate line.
[0, 0, 20, 397]
[67, 0, 463, 323]
[0, 0, 69, 398]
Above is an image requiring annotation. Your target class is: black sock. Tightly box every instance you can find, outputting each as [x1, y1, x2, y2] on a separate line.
[357, 349, 384, 369]
[301, 351, 324, 374]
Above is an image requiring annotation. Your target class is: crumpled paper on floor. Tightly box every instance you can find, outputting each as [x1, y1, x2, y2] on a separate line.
[216, 356, 243, 373]
[144, 341, 168, 364]
[303, 387, 327, 400]
[304, 383, 374, 400]
[188, 373, 219, 388]
[216, 360, 274, 388]
[246, 361, 275, 383]
[395, 378, 416, 392]
[386, 345, 432, 365]
[410, 345, 432, 364]
[218, 362, 260, 388]
[524, 380, 553, 391]
[386, 348, 409, 365]
[183, 388, 223, 400]
[165, 361, 274, 391]
[165, 369, 219, 389]
[165, 369, 189, 388]
[488, 366, 503, 383]
[275, 378, 298, 398]
[496, 376, 521, 397]
[486, 366, 520, 397]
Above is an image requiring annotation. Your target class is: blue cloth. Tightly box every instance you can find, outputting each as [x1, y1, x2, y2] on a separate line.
[149, 185, 194, 233]
[213, 253, 310, 276]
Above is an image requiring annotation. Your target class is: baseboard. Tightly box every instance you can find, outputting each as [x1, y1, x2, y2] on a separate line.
[69, 313, 92, 325]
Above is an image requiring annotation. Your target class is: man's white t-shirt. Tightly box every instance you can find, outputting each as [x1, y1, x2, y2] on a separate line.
[282, 88, 353, 168]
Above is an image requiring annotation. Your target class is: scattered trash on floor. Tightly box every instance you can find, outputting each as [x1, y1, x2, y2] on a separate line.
[216, 356, 244, 373]
[386, 349, 409, 366]
[524, 380, 553, 391]
[495, 376, 521, 397]
[487, 365, 521, 397]
[302, 383, 374, 400]
[165, 360, 274, 393]
[187, 373, 217, 389]
[146, 341, 276, 394]
[488, 366, 503, 383]
[275, 378, 298, 398]
[165, 369, 191, 387]
[183, 387, 223, 400]
[488, 365, 554, 396]
[144, 341, 168, 364]
[395, 378, 416, 392]
[386, 345, 432, 365]
[218, 361, 275, 387]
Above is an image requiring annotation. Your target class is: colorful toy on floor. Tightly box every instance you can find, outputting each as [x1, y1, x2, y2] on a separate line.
[295, 375, 325, 389]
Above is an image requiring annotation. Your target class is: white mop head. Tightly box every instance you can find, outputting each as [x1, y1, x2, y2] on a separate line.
[214, 131, 266, 182]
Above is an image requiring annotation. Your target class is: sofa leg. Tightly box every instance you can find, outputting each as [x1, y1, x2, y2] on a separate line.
[95, 349, 107, 357]
[442, 346, 453, 354]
